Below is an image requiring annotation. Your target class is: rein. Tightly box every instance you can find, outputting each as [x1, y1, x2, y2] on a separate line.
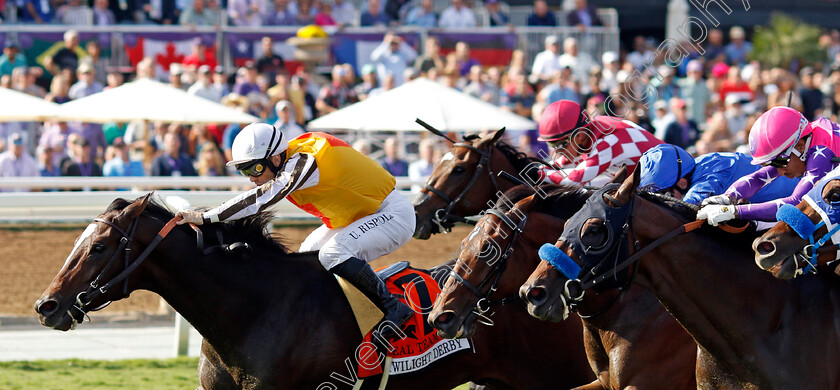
[447, 207, 526, 326]
[70, 215, 181, 325]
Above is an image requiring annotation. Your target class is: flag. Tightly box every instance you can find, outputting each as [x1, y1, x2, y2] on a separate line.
[123, 32, 214, 78]
[332, 32, 421, 76]
[17, 32, 112, 70]
[430, 31, 517, 67]
[227, 32, 300, 75]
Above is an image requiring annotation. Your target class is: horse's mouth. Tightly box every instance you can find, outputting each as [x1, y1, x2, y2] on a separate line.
[435, 310, 478, 339]
[766, 255, 798, 280]
[526, 294, 569, 322]
[413, 220, 435, 240]
[39, 310, 76, 331]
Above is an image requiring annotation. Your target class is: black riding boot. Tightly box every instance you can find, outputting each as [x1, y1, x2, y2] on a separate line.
[330, 257, 415, 339]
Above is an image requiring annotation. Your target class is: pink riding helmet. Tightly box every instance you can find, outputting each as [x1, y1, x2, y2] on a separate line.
[748, 107, 810, 165]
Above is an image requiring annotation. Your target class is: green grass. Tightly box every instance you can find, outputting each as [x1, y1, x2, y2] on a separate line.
[0, 358, 473, 389]
[0, 358, 199, 390]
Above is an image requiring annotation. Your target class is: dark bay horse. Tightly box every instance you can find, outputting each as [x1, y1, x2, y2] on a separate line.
[523, 169, 840, 389]
[754, 176, 840, 279]
[35, 194, 579, 390]
[413, 128, 542, 239]
[430, 183, 697, 390]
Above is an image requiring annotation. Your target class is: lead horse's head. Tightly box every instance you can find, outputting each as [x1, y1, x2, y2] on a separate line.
[35, 194, 157, 331]
[754, 173, 840, 279]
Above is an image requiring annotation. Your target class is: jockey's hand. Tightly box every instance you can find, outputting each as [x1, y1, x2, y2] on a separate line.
[176, 210, 204, 225]
[697, 205, 738, 226]
[701, 194, 734, 207]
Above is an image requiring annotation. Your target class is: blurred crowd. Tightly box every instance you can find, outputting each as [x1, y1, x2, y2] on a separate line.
[3, 17, 840, 193]
[0, 0, 604, 29]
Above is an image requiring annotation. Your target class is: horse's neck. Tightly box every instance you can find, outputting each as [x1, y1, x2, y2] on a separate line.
[632, 200, 822, 383]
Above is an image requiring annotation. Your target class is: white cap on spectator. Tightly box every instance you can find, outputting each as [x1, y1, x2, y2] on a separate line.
[725, 94, 742, 105]
[657, 65, 673, 77]
[601, 51, 618, 64]
[616, 70, 630, 83]
[730, 26, 746, 40]
[170, 63, 183, 75]
[654, 100, 667, 110]
[545, 35, 558, 46]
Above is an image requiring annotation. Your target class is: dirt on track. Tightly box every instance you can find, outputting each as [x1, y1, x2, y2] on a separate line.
[0, 224, 474, 317]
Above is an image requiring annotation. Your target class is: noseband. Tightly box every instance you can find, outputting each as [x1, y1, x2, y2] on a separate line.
[69, 215, 180, 327]
[446, 207, 526, 326]
[423, 142, 501, 233]
[776, 199, 840, 276]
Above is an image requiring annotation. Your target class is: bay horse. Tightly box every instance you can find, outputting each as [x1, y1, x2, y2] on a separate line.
[523, 168, 840, 389]
[413, 128, 543, 239]
[754, 175, 840, 279]
[429, 183, 697, 390]
[35, 194, 575, 390]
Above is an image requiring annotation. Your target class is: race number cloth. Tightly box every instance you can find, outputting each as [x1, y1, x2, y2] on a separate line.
[358, 267, 472, 378]
[541, 116, 663, 186]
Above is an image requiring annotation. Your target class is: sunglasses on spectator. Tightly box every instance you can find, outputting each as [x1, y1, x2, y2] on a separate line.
[236, 159, 268, 177]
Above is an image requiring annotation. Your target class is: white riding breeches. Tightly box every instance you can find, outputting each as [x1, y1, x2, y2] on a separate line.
[299, 190, 416, 270]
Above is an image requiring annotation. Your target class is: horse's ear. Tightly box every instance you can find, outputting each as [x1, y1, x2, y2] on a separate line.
[514, 194, 537, 214]
[608, 165, 628, 185]
[121, 193, 153, 220]
[615, 165, 640, 204]
[490, 127, 506, 144]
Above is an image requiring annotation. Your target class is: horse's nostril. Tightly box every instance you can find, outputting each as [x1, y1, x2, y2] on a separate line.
[37, 300, 58, 316]
[527, 287, 547, 305]
[758, 241, 776, 256]
[434, 312, 453, 326]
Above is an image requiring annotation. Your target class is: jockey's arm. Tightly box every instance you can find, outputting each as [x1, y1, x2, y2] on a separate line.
[542, 142, 610, 186]
[202, 153, 319, 224]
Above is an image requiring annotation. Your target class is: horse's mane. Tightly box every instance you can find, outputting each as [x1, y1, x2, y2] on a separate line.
[107, 196, 289, 253]
[496, 183, 591, 219]
[463, 133, 541, 182]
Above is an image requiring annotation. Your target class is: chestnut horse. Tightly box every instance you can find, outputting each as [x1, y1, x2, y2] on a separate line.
[413, 128, 542, 239]
[35, 194, 587, 389]
[754, 175, 840, 279]
[428, 182, 696, 390]
[523, 169, 840, 389]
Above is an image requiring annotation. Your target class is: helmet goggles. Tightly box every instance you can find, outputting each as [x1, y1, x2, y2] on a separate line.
[236, 159, 269, 177]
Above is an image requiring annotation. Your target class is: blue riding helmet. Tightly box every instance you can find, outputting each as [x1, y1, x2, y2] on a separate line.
[638, 144, 696, 191]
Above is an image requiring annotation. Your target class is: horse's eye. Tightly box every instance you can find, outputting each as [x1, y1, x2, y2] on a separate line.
[91, 243, 105, 253]
[453, 166, 466, 174]
[827, 191, 840, 204]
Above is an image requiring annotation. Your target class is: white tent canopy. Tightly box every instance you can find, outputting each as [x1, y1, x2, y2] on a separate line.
[54, 78, 259, 124]
[307, 78, 537, 132]
[0, 87, 60, 122]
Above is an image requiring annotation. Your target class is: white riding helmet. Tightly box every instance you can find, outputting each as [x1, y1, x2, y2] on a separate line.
[226, 123, 288, 167]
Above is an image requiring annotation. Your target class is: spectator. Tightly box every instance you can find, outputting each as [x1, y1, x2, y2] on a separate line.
[385, 0, 410, 23]
[292, 0, 317, 24]
[37, 146, 60, 179]
[353, 139, 372, 156]
[69, 62, 104, 100]
[314, 2, 337, 25]
[409, 138, 437, 192]
[188, 65, 224, 102]
[723, 94, 747, 140]
[195, 142, 226, 176]
[168, 63, 188, 91]
[484, 66, 505, 105]
[651, 99, 674, 139]
[142, 0, 179, 24]
[39, 121, 76, 169]
[725, 26, 753, 66]
[438, 0, 475, 28]
[0, 134, 39, 192]
[567, 0, 601, 29]
[370, 33, 417, 87]
[62, 137, 103, 177]
[0, 42, 28, 78]
[152, 131, 198, 176]
[233, 63, 260, 96]
[453, 41, 479, 77]
[545, 67, 579, 105]
[530, 35, 561, 84]
[703, 28, 726, 63]
[405, 0, 436, 27]
[84, 41, 109, 85]
[361, 0, 390, 26]
[558, 38, 596, 92]
[212, 66, 230, 96]
[719, 65, 754, 104]
[652, 65, 681, 110]
[92, 0, 116, 24]
[23, 0, 56, 23]
[43, 74, 70, 105]
[677, 59, 710, 124]
[228, 0, 265, 26]
[598, 51, 619, 92]
[254, 37, 286, 86]
[289, 73, 317, 122]
[265, 0, 295, 24]
[485, 0, 509, 26]
[316, 64, 358, 114]
[106, 70, 124, 90]
[180, 0, 215, 26]
[414, 36, 443, 75]
[463, 65, 490, 100]
[331, 0, 355, 25]
[527, 0, 556, 26]
[355, 64, 378, 100]
[103, 138, 146, 177]
[57, 0, 92, 24]
[378, 136, 408, 176]
[663, 98, 699, 149]
[799, 66, 824, 121]
[273, 100, 306, 139]
[504, 71, 535, 118]
[45, 30, 80, 76]
[697, 111, 734, 153]
[368, 73, 395, 98]
[625, 35, 653, 70]
[182, 39, 218, 72]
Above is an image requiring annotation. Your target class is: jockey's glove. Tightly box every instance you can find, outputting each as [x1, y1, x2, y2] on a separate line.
[176, 210, 204, 225]
[697, 204, 738, 226]
[701, 194, 735, 207]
